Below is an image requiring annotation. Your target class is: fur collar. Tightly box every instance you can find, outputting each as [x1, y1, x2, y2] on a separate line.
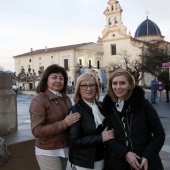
[103, 85, 145, 111]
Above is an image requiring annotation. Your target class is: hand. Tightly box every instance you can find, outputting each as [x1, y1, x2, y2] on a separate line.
[64, 111, 81, 126]
[140, 157, 148, 170]
[101, 127, 114, 142]
[125, 152, 141, 170]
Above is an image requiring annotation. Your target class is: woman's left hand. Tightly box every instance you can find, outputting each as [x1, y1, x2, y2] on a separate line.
[140, 157, 148, 170]
[101, 127, 114, 142]
[125, 151, 141, 170]
[64, 111, 81, 126]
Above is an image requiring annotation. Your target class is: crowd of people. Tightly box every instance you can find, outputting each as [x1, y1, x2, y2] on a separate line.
[29, 64, 166, 170]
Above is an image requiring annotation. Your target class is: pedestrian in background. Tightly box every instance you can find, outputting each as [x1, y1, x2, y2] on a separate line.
[69, 73, 114, 170]
[163, 80, 170, 102]
[150, 76, 159, 104]
[103, 69, 165, 170]
[102, 83, 105, 93]
[29, 64, 80, 170]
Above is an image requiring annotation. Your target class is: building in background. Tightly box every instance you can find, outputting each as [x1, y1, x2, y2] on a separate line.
[13, 42, 103, 90]
[98, 0, 170, 83]
[13, 0, 170, 90]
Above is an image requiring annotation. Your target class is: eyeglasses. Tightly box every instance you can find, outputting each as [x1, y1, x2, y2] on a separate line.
[80, 84, 96, 90]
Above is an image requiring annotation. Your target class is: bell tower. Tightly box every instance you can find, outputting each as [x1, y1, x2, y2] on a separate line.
[98, 0, 130, 43]
[106, 0, 123, 28]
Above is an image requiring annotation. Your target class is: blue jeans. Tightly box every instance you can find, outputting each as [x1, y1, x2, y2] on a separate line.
[151, 90, 157, 103]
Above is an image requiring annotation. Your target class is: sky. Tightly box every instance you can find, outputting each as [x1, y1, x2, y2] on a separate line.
[0, 0, 170, 72]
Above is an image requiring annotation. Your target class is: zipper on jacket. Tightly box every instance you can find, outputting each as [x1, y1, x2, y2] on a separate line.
[111, 108, 127, 144]
[126, 111, 134, 170]
[126, 112, 133, 151]
[112, 107, 134, 170]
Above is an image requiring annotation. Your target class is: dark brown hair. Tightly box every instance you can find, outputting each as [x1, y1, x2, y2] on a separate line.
[36, 64, 68, 93]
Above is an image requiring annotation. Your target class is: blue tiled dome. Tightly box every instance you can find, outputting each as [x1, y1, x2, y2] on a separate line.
[135, 18, 161, 37]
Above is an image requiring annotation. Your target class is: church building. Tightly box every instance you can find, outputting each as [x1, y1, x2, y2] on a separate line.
[13, 0, 170, 90]
[98, 0, 170, 83]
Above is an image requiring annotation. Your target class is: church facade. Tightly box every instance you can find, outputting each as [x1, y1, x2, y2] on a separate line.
[98, 0, 170, 83]
[13, 0, 170, 90]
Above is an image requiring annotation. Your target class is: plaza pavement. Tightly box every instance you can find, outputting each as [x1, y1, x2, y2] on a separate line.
[148, 93, 170, 170]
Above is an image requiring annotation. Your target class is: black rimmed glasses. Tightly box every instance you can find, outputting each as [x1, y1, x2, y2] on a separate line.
[80, 84, 96, 90]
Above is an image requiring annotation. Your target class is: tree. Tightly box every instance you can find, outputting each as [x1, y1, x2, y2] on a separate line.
[157, 71, 169, 82]
[107, 41, 170, 84]
[108, 50, 143, 84]
[16, 68, 39, 90]
[27, 69, 37, 89]
[140, 41, 170, 77]
[18, 68, 27, 84]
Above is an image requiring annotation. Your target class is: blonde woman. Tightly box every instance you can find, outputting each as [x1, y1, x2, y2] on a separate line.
[69, 73, 114, 170]
[103, 69, 165, 170]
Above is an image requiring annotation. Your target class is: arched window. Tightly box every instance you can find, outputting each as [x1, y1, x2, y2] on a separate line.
[114, 17, 118, 26]
[109, 18, 112, 26]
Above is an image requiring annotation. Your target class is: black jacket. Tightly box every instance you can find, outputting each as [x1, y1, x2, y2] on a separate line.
[163, 80, 170, 91]
[103, 85, 165, 170]
[69, 99, 105, 169]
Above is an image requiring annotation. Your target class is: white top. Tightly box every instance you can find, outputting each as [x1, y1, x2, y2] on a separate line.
[84, 100, 105, 128]
[115, 100, 124, 112]
[35, 147, 69, 157]
[48, 88, 62, 97]
[35, 88, 68, 158]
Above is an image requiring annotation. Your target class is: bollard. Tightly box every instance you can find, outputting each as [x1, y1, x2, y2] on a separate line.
[159, 92, 162, 101]
[0, 75, 18, 135]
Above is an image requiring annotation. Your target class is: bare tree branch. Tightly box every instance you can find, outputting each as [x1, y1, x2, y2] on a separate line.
[108, 50, 143, 84]
[140, 41, 170, 77]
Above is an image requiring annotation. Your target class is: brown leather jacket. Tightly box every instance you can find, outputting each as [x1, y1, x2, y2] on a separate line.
[29, 89, 72, 150]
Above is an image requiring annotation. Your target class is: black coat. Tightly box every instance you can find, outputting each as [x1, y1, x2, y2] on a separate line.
[163, 80, 170, 91]
[103, 85, 165, 170]
[69, 99, 105, 169]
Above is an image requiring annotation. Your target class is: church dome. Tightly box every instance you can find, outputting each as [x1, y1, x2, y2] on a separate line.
[134, 18, 161, 37]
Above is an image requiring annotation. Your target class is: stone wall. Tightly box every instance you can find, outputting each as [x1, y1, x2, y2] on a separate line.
[0, 75, 17, 135]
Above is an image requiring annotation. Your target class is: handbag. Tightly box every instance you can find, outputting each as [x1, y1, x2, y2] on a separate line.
[0, 135, 11, 165]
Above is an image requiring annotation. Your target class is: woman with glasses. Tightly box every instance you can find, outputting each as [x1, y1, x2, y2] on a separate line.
[68, 73, 114, 170]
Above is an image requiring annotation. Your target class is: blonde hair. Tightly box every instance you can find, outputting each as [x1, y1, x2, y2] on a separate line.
[108, 69, 135, 102]
[74, 73, 100, 103]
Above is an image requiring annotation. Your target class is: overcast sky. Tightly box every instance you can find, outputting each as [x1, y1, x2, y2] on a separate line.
[0, 0, 170, 72]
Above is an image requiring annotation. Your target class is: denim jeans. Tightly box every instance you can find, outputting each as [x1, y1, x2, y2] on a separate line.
[151, 90, 157, 103]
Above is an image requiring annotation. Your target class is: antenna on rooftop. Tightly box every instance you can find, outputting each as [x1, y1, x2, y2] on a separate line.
[146, 10, 150, 19]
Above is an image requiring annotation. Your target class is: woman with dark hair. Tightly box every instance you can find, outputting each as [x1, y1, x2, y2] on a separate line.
[29, 64, 80, 170]
[103, 69, 165, 170]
